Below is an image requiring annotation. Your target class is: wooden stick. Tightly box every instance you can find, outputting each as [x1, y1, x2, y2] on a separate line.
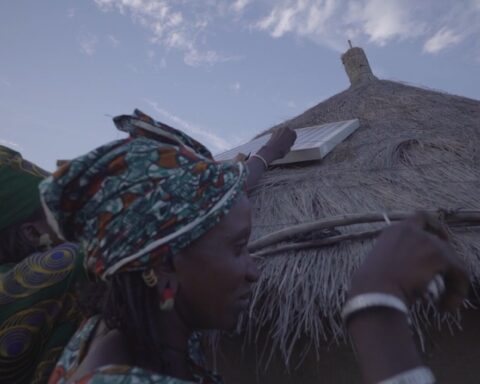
[248, 210, 480, 252]
[251, 229, 382, 258]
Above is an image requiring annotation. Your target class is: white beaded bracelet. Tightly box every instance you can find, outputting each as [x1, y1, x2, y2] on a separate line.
[341, 292, 410, 325]
[251, 153, 269, 170]
[377, 366, 435, 384]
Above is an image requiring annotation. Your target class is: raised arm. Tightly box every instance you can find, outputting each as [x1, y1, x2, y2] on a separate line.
[244, 127, 296, 191]
[345, 213, 469, 383]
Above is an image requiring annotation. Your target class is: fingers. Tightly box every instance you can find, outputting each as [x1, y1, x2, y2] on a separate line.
[353, 213, 470, 316]
[439, 259, 470, 311]
[265, 127, 297, 160]
[421, 231, 469, 311]
[394, 215, 469, 311]
[424, 214, 450, 241]
[402, 211, 449, 240]
[271, 127, 297, 142]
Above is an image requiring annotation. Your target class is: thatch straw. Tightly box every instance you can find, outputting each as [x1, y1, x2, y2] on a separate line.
[238, 71, 480, 368]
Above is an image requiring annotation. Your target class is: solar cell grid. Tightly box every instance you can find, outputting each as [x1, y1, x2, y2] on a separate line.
[215, 119, 359, 164]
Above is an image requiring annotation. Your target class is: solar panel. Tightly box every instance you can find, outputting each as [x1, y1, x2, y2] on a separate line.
[215, 119, 360, 165]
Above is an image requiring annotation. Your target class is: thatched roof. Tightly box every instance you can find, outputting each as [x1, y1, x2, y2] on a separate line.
[243, 46, 480, 367]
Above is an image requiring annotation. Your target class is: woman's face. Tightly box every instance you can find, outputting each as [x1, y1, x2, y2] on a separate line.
[172, 195, 260, 330]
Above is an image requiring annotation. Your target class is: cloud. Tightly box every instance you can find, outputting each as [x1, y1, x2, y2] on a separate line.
[127, 64, 139, 73]
[78, 32, 98, 56]
[67, 8, 76, 18]
[0, 78, 11, 87]
[145, 99, 230, 151]
[256, 0, 423, 50]
[93, 0, 480, 62]
[255, 0, 479, 54]
[107, 34, 120, 47]
[158, 57, 167, 69]
[287, 100, 297, 109]
[231, 0, 252, 13]
[94, 0, 239, 66]
[422, 2, 480, 55]
[155, 58, 168, 70]
[345, 0, 424, 46]
[147, 50, 168, 70]
[256, 0, 343, 47]
[0, 139, 22, 150]
[423, 28, 463, 54]
[230, 82, 241, 92]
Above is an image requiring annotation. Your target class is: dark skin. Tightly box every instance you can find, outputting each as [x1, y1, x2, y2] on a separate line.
[64, 133, 471, 383]
[45, 128, 295, 382]
[0, 215, 63, 263]
[347, 213, 469, 383]
[20, 218, 62, 248]
[173, 197, 259, 331]
[242, 126, 297, 190]
[68, 195, 259, 382]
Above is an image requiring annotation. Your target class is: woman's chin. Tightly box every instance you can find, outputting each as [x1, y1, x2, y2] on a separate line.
[216, 310, 245, 331]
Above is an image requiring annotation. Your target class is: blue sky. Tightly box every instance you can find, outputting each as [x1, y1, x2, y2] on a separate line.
[1, 0, 479, 170]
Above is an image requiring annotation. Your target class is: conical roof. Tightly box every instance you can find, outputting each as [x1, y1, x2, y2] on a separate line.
[244, 47, 480, 367]
[264, 48, 479, 163]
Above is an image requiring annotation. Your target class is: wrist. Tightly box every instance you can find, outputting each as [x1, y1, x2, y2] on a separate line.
[347, 304, 411, 333]
[257, 145, 278, 164]
[348, 276, 408, 306]
[342, 292, 411, 328]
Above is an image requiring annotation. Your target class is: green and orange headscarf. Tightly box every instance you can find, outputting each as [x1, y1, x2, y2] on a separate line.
[0, 146, 49, 232]
[39, 110, 247, 280]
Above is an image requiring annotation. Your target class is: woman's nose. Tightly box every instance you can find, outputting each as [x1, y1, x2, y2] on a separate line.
[246, 254, 260, 283]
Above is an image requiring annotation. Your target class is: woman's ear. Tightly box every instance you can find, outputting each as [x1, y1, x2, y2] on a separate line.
[153, 260, 179, 310]
[18, 222, 41, 247]
[19, 221, 54, 251]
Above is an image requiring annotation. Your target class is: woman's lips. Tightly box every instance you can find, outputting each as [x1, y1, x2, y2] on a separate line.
[237, 292, 251, 309]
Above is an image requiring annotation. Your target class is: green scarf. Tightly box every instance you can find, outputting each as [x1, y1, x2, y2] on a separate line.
[0, 146, 49, 231]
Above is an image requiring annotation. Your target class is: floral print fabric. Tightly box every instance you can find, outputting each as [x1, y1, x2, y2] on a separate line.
[39, 110, 247, 279]
[48, 316, 222, 384]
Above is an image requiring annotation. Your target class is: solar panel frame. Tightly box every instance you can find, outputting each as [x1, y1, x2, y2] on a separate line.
[215, 119, 360, 165]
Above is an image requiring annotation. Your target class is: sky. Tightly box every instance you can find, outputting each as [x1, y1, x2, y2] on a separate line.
[1, 0, 479, 170]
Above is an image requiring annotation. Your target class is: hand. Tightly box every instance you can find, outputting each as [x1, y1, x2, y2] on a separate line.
[349, 212, 469, 311]
[260, 127, 297, 162]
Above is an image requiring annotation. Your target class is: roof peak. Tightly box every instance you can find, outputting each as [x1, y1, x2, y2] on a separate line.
[341, 45, 378, 86]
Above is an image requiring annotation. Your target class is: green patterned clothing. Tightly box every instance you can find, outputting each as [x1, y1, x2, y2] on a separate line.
[0, 145, 49, 231]
[48, 316, 222, 384]
[0, 243, 87, 383]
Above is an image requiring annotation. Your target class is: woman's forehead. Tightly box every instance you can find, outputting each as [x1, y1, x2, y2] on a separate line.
[206, 197, 252, 241]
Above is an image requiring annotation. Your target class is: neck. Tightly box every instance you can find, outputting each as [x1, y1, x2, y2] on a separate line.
[151, 308, 194, 380]
[160, 308, 192, 352]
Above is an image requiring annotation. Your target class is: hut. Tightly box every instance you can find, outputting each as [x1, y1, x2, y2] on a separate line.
[213, 46, 480, 383]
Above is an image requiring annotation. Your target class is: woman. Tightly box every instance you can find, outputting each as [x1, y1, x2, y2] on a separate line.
[0, 146, 86, 383]
[42, 111, 468, 383]
[38, 110, 295, 383]
[0, 145, 56, 263]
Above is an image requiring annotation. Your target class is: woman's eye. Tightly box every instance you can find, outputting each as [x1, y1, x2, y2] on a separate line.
[234, 242, 248, 256]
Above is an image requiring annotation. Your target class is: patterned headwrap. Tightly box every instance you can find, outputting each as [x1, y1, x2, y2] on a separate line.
[39, 110, 247, 280]
[0, 146, 49, 231]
